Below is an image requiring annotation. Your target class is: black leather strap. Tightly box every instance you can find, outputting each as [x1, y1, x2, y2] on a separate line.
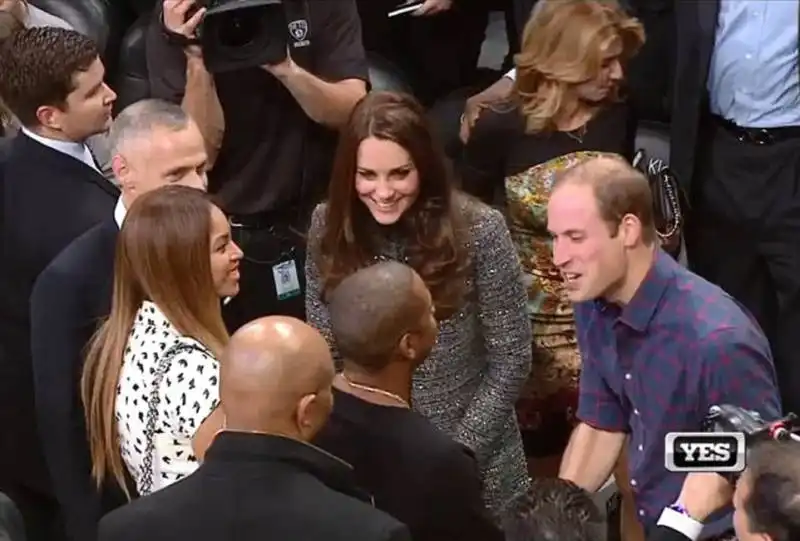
[160, 11, 200, 48]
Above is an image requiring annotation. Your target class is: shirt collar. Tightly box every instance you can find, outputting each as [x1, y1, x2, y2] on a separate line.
[20, 126, 97, 171]
[114, 198, 127, 229]
[596, 249, 676, 332]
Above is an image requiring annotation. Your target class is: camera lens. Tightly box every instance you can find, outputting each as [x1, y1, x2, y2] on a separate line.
[215, 12, 260, 48]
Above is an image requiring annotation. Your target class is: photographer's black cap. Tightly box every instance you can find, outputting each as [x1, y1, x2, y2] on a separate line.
[204, 0, 282, 16]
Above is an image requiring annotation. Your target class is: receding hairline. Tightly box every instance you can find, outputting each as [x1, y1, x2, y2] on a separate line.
[107, 99, 192, 155]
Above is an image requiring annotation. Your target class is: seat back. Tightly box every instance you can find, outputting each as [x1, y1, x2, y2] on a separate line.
[29, 0, 110, 51]
[367, 52, 415, 96]
[112, 14, 152, 113]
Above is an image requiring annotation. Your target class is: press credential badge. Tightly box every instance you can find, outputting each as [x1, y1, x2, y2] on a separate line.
[273, 260, 301, 300]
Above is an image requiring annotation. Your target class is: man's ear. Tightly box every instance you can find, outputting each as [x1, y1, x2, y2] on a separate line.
[398, 332, 416, 361]
[35, 104, 65, 132]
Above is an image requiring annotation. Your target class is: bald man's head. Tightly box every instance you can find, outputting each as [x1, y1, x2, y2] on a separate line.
[329, 261, 437, 373]
[220, 316, 335, 441]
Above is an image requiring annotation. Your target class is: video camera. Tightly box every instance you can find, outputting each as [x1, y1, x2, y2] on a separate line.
[702, 404, 800, 480]
[166, 0, 289, 73]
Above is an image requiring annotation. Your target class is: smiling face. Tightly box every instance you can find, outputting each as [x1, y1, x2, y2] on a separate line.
[208, 205, 243, 298]
[547, 181, 628, 302]
[355, 136, 420, 225]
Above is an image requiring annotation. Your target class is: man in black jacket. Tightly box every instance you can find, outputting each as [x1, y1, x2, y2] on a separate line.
[313, 261, 503, 541]
[30, 98, 208, 541]
[99, 316, 410, 541]
[0, 27, 117, 541]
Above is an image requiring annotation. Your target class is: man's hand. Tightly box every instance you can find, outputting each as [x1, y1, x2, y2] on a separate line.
[163, 0, 205, 40]
[678, 472, 734, 521]
[459, 97, 488, 144]
[261, 50, 297, 79]
[413, 0, 453, 16]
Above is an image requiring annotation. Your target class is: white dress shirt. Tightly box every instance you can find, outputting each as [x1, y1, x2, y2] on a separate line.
[20, 126, 101, 174]
[657, 507, 705, 541]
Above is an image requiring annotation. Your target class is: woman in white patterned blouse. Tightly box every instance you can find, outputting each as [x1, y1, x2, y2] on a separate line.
[82, 186, 243, 497]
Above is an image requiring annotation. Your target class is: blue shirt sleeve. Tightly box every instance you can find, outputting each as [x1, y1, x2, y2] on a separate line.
[574, 303, 629, 432]
[701, 326, 782, 422]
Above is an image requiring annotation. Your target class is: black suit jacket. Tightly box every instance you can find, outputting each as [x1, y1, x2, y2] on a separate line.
[0, 134, 118, 495]
[649, 525, 693, 541]
[670, 0, 800, 190]
[30, 218, 124, 541]
[98, 432, 411, 541]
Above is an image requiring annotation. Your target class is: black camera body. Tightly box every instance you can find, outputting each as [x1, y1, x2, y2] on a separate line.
[200, 0, 288, 73]
[702, 404, 799, 480]
[163, 0, 290, 73]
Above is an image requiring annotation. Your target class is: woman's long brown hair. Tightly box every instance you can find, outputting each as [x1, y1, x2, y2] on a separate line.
[81, 186, 229, 496]
[316, 91, 470, 320]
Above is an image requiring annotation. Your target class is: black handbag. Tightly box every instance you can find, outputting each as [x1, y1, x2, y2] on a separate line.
[632, 150, 685, 259]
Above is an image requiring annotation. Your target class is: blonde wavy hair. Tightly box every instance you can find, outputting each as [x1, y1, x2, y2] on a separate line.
[514, 0, 644, 133]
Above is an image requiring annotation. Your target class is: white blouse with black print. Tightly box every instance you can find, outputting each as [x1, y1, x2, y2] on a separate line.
[116, 301, 220, 495]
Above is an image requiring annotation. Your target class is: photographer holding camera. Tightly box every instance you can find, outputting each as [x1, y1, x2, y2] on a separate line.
[146, 0, 368, 330]
[653, 441, 800, 541]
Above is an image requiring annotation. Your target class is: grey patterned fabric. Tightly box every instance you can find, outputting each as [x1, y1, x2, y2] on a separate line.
[305, 196, 532, 518]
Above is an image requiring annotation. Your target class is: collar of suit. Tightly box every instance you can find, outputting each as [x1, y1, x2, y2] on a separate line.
[205, 431, 373, 504]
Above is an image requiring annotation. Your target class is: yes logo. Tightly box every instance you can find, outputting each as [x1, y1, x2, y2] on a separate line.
[664, 432, 746, 473]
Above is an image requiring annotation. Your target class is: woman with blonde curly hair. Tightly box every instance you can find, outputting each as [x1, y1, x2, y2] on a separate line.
[460, 0, 644, 474]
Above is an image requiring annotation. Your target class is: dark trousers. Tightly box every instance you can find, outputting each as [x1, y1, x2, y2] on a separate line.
[356, 0, 489, 105]
[686, 120, 800, 414]
[222, 218, 308, 333]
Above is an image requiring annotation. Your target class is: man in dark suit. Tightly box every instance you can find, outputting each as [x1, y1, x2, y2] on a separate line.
[30, 99, 209, 541]
[0, 27, 117, 541]
[313, 261, 503, 541]
[98, 316, 411, 541]
[671, 1, 800, 414]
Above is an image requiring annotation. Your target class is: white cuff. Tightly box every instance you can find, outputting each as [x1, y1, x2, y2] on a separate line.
[657, 508, 704, 541]
[504, 67, 516, 81]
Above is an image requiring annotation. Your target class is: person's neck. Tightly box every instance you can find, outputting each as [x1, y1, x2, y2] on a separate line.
[338, 361, 413, 406]
[26, 124, 85, 145]
[553, 100, 601, 132]
[605, 244, 657, 306]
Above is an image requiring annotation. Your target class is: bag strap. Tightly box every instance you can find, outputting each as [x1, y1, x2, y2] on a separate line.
[139, 341, 208, 495]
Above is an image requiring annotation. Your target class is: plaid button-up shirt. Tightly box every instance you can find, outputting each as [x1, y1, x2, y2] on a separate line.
[575, 250, 780, 531]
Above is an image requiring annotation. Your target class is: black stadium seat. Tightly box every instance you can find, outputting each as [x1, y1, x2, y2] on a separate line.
[112, 13, 151, 114]
[366, 52, 416, 96]
[30, 0, 132, 80]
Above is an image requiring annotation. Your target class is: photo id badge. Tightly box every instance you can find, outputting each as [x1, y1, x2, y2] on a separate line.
[272, 260, 301, 300]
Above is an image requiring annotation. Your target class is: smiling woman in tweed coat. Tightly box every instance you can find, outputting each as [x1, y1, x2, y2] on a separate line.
[304, 91, 532, 519]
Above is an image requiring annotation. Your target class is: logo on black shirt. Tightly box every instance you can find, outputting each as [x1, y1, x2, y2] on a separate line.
[288, 19, 309, 47]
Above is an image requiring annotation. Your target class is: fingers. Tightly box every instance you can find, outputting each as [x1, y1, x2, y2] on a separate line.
[183, 6, 206, 34]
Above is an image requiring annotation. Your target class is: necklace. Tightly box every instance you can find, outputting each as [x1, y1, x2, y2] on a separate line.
[341, 374, 410, 408]
[564, 124, 588, 144]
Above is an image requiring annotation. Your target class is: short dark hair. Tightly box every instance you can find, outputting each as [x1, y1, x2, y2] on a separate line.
[503, 478, 605, 541]
[744, 440, 800, 541]
[328, 261, 425, 372]
[0, 27, 98, 127]
[556, 156, 657, 245]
